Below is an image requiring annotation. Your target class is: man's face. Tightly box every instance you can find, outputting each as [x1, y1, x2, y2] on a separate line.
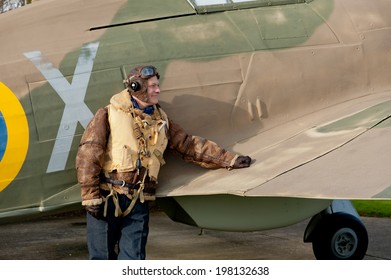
[132, 75, 160, 108]
[145, 76, 160, 106]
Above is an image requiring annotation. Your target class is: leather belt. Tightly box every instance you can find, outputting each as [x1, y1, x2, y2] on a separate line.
[103, 178, 140, 189]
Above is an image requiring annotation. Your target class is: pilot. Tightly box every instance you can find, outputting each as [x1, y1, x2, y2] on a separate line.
[76, 65, 251, 260]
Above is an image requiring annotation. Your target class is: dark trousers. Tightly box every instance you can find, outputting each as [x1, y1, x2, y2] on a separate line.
[86, 194, 149, 260]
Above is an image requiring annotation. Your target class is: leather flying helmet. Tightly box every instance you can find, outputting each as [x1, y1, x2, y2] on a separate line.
[125, 65, 160, 102]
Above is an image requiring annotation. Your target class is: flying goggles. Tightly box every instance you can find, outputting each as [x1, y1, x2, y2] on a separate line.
[138, 66, 160, 79]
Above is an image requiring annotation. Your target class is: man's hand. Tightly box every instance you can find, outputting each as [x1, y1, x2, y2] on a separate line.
[85, 204, 104, 219]
[232, 155, 252, 169]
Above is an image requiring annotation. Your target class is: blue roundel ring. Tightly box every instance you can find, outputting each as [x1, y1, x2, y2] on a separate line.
[0, 112, 6, 162]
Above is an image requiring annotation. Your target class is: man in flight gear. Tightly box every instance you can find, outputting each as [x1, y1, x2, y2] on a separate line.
[76, 65, 252, 260]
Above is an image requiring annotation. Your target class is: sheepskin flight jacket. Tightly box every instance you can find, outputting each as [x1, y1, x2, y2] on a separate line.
[76, 106, 238, 206]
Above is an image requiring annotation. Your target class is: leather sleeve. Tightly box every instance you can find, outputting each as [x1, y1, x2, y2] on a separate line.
[168, 119, 237, 169]
[76, 107, 109, 205]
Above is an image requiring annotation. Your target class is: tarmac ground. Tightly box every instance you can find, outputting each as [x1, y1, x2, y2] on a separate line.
[0, 209, 390, 260]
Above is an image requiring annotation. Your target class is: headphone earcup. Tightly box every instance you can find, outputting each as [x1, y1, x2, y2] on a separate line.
[130, 80, 141, 92]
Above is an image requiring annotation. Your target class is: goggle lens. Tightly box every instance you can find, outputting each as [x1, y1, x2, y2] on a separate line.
[140, 66, 157, 78]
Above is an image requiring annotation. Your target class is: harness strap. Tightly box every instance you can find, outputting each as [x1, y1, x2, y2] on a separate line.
[121, 171, 148, 217]
[103, 177, 140, 189]
[102, 171, 148, 218]
[103, 183, 119, 217]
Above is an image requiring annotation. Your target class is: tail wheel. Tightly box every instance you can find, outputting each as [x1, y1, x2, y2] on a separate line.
[312, 213, 368, 260]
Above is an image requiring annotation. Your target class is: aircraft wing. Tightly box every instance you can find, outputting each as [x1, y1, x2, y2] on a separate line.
[157, 91, 391, 200]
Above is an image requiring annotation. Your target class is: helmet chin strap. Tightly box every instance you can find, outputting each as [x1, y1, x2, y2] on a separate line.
[131, 92, 149, 107]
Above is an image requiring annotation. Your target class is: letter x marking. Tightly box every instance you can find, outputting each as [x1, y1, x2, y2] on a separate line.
[24, 42, 99, 173]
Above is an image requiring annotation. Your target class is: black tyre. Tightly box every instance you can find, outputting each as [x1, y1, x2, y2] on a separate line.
[312, 213, 368, 260]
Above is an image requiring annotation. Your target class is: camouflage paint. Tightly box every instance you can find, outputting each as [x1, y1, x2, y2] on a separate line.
[12, 0, 333, 202]
[2, 0, 391, 227]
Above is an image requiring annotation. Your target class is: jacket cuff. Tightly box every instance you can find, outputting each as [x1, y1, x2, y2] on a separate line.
[82, 198, 103, 206]
[227, 154, 239, 170]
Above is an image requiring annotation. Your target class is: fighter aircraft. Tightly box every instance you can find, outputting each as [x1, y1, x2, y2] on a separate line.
[1, 0, 391, 260]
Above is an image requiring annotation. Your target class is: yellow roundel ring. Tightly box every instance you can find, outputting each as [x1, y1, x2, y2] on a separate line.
[0, 82, 29, 192]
